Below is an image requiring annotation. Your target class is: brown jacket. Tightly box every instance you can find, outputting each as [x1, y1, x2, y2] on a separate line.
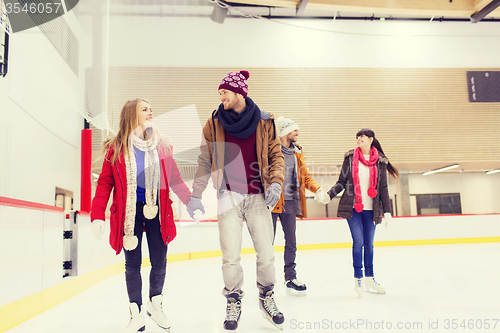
[192, 109, 284, 197]
[272, 144, 320, 218]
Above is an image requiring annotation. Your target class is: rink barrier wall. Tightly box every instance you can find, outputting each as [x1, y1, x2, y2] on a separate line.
[1, 198, 499, 332]
[0, 196, 64, 212]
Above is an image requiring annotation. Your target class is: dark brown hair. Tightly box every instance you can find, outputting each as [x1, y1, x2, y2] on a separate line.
[356, 129, 399, 178]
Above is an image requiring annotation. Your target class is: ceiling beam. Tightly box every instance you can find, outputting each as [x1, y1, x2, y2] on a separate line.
[305, 0, 473, 16]
[296, 0, 309, 15]
[474, 0, 493, 11]
[471, 0, 500, 22]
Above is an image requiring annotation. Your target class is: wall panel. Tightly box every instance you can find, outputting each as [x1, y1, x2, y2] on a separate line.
[99, 67, 500, 173]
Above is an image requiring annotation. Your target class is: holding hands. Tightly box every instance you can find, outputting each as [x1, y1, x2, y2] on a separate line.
[314, 188, 331, 204]
[187, 196, 206, 221]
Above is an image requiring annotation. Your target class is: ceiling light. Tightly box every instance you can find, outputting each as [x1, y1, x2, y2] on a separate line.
[422, 164, 459, 176]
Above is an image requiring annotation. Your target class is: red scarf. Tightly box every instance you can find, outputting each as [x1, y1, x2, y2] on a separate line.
[352, 147, 379, 213]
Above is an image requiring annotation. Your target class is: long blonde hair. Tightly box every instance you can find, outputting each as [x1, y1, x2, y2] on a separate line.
[103, 98, 171, 164]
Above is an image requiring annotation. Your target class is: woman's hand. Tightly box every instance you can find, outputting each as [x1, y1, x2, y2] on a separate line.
[92, 219, 105, 240]
[383, 212, 392, 227]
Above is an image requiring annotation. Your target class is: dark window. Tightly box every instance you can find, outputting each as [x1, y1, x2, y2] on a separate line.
[415, 193, 461, 215]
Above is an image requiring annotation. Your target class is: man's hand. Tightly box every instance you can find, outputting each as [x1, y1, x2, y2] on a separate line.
[265, 183, 282, 210]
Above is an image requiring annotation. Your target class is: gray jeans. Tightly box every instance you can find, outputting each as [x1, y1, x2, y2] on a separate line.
[217, 190, 276, 298]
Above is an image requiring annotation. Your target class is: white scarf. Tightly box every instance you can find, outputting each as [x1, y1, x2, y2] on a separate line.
[123, 131, 161, 251]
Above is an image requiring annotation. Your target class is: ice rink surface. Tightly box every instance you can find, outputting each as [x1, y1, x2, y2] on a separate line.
[7, 243, 500, 333]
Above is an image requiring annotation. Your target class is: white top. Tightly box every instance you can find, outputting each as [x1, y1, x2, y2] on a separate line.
[354, 155, 373, 211]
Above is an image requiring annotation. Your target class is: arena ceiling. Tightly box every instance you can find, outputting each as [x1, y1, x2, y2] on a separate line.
[78, 0, 500, 22]
[223, 0, 500, 22]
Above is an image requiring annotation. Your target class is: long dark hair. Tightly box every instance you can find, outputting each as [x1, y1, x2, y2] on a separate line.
[356, 129, 399, 178]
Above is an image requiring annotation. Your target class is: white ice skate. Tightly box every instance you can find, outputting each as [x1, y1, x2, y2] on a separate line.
[147, 295, 171, 331]
[259, 289, 285, 330]
[365, 277, 386, 294]
[354, 278, 364, 296]
[124, 303, 145, 333]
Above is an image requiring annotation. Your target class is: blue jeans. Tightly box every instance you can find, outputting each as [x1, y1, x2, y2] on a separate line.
[124, 202, 168, 307]
[346, 209, 376, 278]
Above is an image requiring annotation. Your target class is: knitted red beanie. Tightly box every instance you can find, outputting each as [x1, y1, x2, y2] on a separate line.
[218, 70, 250, 97]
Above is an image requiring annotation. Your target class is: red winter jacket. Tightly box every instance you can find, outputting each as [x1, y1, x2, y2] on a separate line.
[91, 146, 191, 254]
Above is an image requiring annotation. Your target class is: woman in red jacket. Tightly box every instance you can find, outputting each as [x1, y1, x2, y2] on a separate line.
[91, 98, 191, 333]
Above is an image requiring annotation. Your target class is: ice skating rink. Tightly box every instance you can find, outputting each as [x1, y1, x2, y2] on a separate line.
[6, 242, 500, 333]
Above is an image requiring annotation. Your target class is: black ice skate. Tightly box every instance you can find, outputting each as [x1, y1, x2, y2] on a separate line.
[223, 293, 242, 331]
[285, 279, 307, 296]
[259, 287, 284, 330]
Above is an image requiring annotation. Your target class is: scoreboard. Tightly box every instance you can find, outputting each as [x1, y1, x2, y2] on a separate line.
[467, 71, 500, 103]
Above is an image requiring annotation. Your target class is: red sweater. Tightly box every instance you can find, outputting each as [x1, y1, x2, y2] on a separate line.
[224, 131, 263, 194]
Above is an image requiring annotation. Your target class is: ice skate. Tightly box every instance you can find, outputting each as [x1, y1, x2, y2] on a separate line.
[124, 303, 145, 333]
[223, 293, 242, 331]
[285, 279, 307, 296]
[146, 295, 171, 331]
[259, 287, 284, 330]
[354, 278, 364, 296]
[365, 276, 386, 294]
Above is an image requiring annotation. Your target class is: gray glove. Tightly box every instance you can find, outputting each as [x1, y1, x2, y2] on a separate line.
[187, 196, 205, 220]
[264, 182, 282, 210]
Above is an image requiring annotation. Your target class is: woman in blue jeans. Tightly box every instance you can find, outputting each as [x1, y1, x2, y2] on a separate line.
[317, 129, 399, 296]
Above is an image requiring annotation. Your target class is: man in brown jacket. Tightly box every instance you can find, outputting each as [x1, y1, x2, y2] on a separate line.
[187, 70, 285, 331]
[272, 117, 330, 296]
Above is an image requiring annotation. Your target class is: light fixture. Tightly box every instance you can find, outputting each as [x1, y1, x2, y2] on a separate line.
[210, 3, 228, 24]
[486, 169, 500, 175]
[422, 164, 459, 176]
[92, 173, 100, 178]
